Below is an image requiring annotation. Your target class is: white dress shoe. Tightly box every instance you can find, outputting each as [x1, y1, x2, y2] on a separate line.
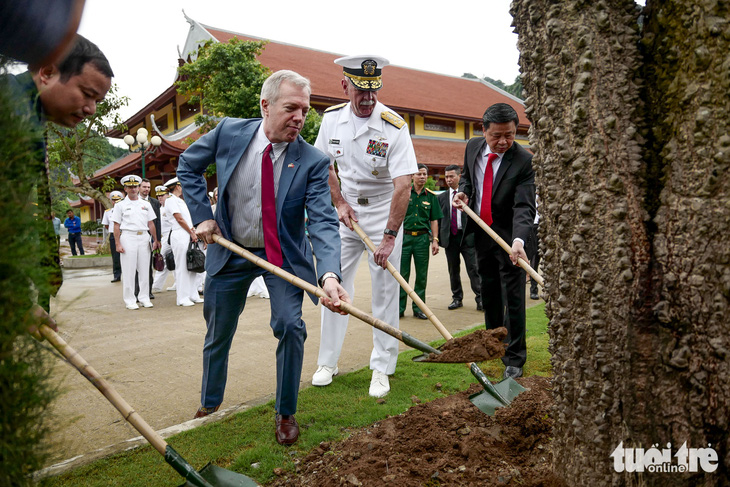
[369, 370, 390, 398]
[312, 365, 339, 386]
[140, 301, 154, 308]
[167, 285, 176, 291]
[151, 288, 163, 293]
[178, 299, 195, 307]
[192, 297, 204, 303]
[126, 303, 139, 310]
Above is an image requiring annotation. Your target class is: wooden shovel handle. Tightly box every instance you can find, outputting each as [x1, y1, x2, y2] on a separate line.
[212, 234, 407, 342]
[458, 203, 544, 287]
[39, 324, 169, 456]
[349, 221, 454, 341]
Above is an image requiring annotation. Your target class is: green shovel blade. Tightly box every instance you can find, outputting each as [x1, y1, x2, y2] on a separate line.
[180, 463, 260, 486]
[468, 378, 526, 415]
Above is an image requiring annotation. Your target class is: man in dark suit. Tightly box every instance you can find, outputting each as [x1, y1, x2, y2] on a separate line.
[177, 70, 349, 445]
[437, 165, 482, 311]
[454, 103, 535, 379]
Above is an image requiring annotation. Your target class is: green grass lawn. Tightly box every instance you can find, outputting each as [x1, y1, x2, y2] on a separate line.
[43, 304, 550, 487]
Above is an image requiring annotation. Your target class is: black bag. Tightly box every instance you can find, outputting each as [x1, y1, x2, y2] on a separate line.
[164, 232, 175, 271]
[152, 249, 165, 271]
[187, 240, 206, 273]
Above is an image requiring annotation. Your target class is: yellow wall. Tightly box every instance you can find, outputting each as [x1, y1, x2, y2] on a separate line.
[412, 115, 465, 140]
[80, 206, 91, 223]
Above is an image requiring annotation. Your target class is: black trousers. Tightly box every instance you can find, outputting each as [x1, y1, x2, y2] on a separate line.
[109, 234, 121, 280]
[444, 229, 481, 304]
[474, 230, 527, 368]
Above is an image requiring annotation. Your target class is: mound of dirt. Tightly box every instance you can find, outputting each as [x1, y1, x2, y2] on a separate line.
[424, 327, 508, 363]
[270, 376, 565, 486]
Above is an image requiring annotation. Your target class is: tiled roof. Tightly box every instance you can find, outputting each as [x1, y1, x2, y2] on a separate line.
[203, 26, 528, 125]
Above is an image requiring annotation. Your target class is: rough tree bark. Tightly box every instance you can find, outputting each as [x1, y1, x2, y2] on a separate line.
[511, 0, 729, 485]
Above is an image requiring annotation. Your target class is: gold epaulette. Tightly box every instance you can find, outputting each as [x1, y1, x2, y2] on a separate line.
[325, 103, 347, 113]
[425, 188, 438, 195]
[381, 111, 405, 129]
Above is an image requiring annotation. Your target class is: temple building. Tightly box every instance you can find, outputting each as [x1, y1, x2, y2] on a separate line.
[97, 12, 529, 194]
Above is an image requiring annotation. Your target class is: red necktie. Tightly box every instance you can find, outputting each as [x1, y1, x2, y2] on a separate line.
[261, 144, 283, 267]
[480, 153, 498, 226]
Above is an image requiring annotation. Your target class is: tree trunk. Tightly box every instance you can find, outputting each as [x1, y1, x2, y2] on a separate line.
[511, 0, 729, 484]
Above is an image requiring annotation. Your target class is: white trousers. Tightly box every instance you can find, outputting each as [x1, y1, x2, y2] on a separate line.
[152, 232, 174, 290]
[318, 196, 403, 374]
[170, 228, 200, 305]
[120, 232, 151, 306]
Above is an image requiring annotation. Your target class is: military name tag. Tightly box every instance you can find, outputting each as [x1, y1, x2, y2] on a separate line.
[329, 138, 340, 144]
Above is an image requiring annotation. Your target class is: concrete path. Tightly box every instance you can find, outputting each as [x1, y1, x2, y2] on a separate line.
[42, 247, 542, 474]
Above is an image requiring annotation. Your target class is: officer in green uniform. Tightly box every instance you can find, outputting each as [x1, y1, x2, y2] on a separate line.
[400, 164, 443, 319]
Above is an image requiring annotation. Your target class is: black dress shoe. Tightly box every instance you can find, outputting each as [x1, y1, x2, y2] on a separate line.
[399, 312, 404, 318]
[149, 293, 155, 300]
[111, 278, 120, 283]
[530, 291, 539, 300]
[503, 366, 523, 379]
[414, 311, 428, 320]
[447, 299, 463, 310]
[476, 302, 483, 311]
[275, 414, 299, 445]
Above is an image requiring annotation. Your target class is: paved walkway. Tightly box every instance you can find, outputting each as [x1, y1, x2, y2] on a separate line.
[42, 246, 541, 475]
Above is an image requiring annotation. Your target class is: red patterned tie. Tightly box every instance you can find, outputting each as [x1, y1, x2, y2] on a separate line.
[261, 144, 283, 267]
[480, 153, 498, 226]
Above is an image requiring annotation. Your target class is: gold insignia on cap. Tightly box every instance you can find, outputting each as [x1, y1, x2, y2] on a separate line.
[362, 60, 376, 76]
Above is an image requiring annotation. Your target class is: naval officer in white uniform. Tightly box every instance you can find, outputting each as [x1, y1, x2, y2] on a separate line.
[111, 175, 160, 309]
[312, 55, 418, 397]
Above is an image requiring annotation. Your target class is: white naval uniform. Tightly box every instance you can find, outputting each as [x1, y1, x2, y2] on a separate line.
[164, 194, 201, 305]
[316, 101, 418, 374]
[152, 203, 175, 291]
[111, 196, 156, 307]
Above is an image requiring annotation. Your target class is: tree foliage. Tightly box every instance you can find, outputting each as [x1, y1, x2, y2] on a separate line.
[46, 84, 128, 212]
[462, 73, 524, 99]
[176, 38, 322, 144]
[0, 66, 57, 485]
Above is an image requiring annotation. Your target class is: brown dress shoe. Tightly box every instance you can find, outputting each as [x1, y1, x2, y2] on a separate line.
[275, 414, 299, 445]
[194, 405, 220, 419]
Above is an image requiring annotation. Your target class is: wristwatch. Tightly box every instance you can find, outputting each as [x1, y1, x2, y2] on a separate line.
[319, 272, 340, 287]
[383, 228, 398, 237]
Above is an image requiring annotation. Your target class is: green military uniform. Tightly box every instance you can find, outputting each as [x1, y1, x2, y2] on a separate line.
[400, 186, 443, 315]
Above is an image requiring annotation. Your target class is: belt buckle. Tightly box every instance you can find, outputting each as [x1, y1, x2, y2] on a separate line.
[357, 197, 369, 205]
[410, 231, 418, 236]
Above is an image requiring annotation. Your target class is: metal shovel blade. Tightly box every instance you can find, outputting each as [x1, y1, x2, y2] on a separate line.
[469, 378, 526, 416]
[180, 463, 260, 487]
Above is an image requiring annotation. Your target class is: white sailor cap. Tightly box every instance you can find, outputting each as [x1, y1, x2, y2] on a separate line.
[335, 55, 390, 91]
[164, 177, 179, 188]
[155, 185, 168, 196]
[120, 174, 142, 187]
[109, 190, 124, 201]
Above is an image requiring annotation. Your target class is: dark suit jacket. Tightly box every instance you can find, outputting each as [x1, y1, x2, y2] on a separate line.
[176, 117, 341, 304]
[458, 138, 535, 246]
[148, 197, 161, 240]
[437, 189, 473, 248]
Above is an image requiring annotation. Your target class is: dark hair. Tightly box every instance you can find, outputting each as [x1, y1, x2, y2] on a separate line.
[444, 164, 461, 174]
[66, 209, 74, 214]
[417, 163, 428, 172]
[58, 34, 114, 82]
[482, 103, 519, 130]
[142, 178, 150, 183]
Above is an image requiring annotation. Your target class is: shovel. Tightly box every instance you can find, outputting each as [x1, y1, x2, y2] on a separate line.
[211, 234, 461, 363]
[457, 203, 544, 287]
[38, 323, 260, 487]
[349, 221, 524, 415]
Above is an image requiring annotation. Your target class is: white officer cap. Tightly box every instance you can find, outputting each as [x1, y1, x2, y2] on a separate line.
[109, 190, 123, 201]
[335, 55, 390, 91]
[120, 174, 142, 187]
[164, 177, 179, 188]
[155, 185, 168, 196]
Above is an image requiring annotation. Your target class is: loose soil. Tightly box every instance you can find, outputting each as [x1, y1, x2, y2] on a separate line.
[424, 327, 508, 363]
[270, 376, 565, 487]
